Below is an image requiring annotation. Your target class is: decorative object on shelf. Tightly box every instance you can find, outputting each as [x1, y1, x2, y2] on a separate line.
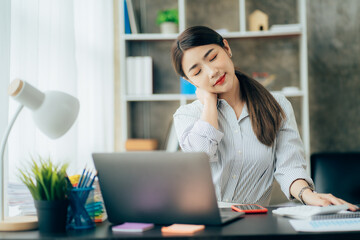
[252, 72, 276, 87]
[19, 157, 69, 233]
[156, 8, 178, 34]
[249, 10, 268, 31]
[0, 79, 79, 231]
[180, 77, 196, 94]
[125, 139, 158, 151]
[126, 56, 153, 95]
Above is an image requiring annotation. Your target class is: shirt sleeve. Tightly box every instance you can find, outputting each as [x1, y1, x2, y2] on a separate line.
[173, 103, 224, 162]
[273, 94, 314, 199]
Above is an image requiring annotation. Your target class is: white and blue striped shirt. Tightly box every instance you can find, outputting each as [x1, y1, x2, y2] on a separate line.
[173, 93, 314, 206]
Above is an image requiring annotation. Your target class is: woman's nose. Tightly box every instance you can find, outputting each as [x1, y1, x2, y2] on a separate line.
[205, 65, 218, 79]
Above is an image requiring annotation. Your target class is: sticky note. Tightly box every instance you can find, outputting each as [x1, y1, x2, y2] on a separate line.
[112, 222, 154, 232]
[161, 224, 205, 234]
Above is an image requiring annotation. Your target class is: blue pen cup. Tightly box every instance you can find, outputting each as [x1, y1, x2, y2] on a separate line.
[67, 187, 95, 230]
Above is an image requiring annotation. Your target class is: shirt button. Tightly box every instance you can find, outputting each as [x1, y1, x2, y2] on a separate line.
[233, 175, 237, 179]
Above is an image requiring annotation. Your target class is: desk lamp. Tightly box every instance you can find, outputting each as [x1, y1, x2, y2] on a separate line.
[0, 79, 80, 231]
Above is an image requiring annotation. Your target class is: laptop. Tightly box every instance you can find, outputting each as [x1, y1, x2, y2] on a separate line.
[92, 151, 244, 225]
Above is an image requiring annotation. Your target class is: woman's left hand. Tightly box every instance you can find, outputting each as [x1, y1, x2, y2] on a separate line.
[302, 190, 359, 211]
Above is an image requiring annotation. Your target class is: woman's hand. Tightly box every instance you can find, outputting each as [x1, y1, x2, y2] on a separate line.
[196, 87, 217, 105]
[302, 190, 359, 211]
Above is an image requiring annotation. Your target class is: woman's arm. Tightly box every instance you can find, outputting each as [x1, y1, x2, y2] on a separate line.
[173, 88, 223, 161]
[197, 88, 219, 129]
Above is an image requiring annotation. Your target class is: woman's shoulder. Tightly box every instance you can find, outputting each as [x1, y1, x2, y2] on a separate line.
[173, 100, 203, 117]
[272, 92, 290, 106]
[271, 92, 293, 117]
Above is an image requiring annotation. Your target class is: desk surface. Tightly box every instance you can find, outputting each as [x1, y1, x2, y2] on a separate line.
[0, 207, 359, 240]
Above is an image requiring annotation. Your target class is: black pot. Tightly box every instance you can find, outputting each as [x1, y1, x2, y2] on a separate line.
[34, 199, 69, 233]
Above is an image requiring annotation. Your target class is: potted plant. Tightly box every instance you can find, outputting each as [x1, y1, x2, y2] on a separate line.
[19, 156, 69, 233]
[156, 8, 178, 33]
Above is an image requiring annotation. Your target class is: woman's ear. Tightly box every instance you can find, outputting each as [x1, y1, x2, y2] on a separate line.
[223, 39, 232, 58]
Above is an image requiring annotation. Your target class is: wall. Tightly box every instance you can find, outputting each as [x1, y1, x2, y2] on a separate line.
[308, 0, 360, 153]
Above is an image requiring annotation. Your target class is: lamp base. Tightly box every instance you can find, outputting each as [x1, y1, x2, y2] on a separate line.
[0, 216, 38, 231]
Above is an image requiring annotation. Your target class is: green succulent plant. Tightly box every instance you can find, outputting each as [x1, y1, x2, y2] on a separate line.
[156, 9, 179, 25]
[19, 156, 69, 201]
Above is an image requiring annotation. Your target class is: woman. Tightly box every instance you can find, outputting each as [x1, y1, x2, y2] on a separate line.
[171, 26, 358, 210]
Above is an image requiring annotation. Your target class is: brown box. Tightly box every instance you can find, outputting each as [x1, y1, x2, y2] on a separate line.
[125, 139, 158, 151]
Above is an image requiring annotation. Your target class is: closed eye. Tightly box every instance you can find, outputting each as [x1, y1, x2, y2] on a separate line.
[210, 54, 217, 62]
[194, 69, 201, 76]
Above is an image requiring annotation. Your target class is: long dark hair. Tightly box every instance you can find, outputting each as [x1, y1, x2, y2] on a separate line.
[171, 26, 285, 147]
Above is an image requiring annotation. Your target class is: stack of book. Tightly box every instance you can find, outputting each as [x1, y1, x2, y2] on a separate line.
[7, 182, 36, 216]
[126, 56, 153, 95]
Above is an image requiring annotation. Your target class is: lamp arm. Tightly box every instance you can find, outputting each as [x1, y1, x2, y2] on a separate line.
[0, 105, 24, 221]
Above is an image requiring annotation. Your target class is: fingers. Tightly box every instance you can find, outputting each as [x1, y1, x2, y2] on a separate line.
[317, 193, 359, 211]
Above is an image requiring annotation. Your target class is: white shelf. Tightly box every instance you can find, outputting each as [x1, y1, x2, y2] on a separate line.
[125, 90, 304, 102]
[122, 29, 301, 41]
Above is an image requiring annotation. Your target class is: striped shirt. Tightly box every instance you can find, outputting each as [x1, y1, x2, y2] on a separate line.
[173, 93, 314, 206]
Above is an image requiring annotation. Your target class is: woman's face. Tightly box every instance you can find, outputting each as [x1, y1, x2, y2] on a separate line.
[181, 40, 236, 93]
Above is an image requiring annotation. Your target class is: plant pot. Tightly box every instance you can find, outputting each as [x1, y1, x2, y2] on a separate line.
[34, 199, 69, 233]
[160, 22, 178, 33]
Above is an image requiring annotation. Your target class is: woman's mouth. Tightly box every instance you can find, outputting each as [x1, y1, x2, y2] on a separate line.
[213, 74, 226, 86]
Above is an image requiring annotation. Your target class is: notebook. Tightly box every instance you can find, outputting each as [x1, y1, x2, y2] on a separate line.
[92, 152, 244, 225]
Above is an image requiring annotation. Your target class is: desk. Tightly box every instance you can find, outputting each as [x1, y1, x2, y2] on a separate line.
[0, 207, 359, 239]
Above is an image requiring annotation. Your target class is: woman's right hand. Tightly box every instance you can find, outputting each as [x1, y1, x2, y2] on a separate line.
[196, 87, 217, 106]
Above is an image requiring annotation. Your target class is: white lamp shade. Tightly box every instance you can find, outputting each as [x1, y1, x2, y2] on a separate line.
[32, 91, 79, 139]
[8, 79, 80, 139]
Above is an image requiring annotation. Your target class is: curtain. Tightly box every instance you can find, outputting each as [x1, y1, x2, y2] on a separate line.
[7, 0, 114, 182]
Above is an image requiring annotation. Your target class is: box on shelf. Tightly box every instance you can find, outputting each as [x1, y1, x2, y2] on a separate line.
[125, 139, 158, 151]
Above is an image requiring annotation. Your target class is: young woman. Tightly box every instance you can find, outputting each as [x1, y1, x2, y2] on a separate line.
[171, 26, 358, 210]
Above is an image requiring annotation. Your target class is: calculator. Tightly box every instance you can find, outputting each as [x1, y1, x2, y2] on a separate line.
[231, 204, 268, 213]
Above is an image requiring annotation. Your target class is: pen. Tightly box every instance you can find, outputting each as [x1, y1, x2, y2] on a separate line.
[87, 171, 98, 188]
[77, 166, 87, 188]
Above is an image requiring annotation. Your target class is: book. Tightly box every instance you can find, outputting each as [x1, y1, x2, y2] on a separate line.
[123, 0, 131, 34]
[126, 0, 138, 34]
[126, 56, 153, 95]
[161, 224, 205, 234]
[126, 57, 135, 94]
[180, 77, 196, 94]
[142, 56, 153, 95]
[112, 222, 154, 232]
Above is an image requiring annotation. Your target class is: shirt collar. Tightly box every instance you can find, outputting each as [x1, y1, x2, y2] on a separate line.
[217, 99, 249, 121]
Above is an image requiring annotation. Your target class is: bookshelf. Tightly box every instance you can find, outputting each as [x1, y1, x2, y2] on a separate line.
[118, 0, 310, 171]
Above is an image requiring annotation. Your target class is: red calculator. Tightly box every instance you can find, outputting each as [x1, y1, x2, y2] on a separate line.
[231, 204, 268, 214]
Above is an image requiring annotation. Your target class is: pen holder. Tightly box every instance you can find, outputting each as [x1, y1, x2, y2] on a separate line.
[67, 187, 95, 230]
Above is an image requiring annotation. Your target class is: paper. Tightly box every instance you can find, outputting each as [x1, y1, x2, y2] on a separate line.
[289, 218, 360, 232]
